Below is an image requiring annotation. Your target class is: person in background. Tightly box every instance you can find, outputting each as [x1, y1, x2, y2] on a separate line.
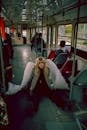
[55, 40, 69, 57]
[52, 40, 69, 68]
[2, 33, 13, 91]
[30, 32, 39, 51]
[36, 33, 47, 57]
[31, 33, 47, 57]
[17, 32, 21, 40]
[3, 33, 14, 61]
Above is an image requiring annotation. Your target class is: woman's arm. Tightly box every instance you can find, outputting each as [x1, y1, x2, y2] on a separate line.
[6, 62, 34, 95]
[21, 62, 34, 88]
[47, 59, 69, 90]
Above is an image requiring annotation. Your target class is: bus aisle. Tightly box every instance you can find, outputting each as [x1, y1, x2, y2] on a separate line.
[4, 45, 81, 130]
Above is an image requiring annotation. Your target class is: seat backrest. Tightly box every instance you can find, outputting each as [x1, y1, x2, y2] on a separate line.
[53, 52, 68, 68]
[60, 59, 78, 77]
[46, 121, 82, 130]
[73, 69, 87, 87]
[48, 50, 56, 60]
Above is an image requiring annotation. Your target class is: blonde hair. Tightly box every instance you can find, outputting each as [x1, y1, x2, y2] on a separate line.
[34, 57, 49, 76]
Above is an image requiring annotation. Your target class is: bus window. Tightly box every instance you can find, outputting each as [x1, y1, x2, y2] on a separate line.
[77, 23, 87, 52]
[57, 24, 72, 52]
[58, 24, 72, 46]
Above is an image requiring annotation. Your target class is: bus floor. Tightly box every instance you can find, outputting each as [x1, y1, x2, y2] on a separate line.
[3, 45, 82, 130]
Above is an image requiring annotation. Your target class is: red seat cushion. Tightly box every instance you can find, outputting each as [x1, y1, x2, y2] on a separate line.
[48, 50, 56, 60]
[60, 59, 78, 77]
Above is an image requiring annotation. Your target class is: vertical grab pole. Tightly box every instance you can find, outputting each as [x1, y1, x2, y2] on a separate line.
[0, 36, 6, 93]
[0, 0, 6, 93]
[69, 0, 80, 100]
[41, 14, 43, 55]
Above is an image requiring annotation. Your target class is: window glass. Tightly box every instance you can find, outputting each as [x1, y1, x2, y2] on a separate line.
[58, 24, 72, 45]
[43, 27, 47, 42]
[49, 27, 51, 45]
[77, 23, 87, 52]
[22, 30, 27, 37]
[53, 26, 56, 45]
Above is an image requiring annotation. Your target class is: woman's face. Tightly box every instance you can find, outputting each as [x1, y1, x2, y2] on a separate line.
[38, 62, 45, 69]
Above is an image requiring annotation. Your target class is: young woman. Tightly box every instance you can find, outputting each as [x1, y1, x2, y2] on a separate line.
[6, 57, 69, 111]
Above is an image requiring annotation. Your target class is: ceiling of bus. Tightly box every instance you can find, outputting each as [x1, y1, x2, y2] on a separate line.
[0, 0, 87, 27]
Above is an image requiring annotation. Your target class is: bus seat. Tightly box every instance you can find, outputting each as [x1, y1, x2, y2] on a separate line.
[48, 50, 56, 60]
[60, 59, 78, 85]
[53, 52, 68, 69]
[71, 69, 87, 103]
[46, 120, 82, 130]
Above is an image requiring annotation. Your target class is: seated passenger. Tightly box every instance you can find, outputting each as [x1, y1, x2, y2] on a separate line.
[55, 40, 69, 56]
[53, 40, 69, 68]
